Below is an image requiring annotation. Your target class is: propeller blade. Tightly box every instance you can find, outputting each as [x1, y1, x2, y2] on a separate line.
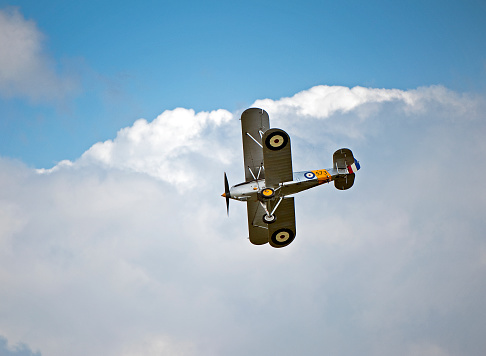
[224, 172, 230, 216]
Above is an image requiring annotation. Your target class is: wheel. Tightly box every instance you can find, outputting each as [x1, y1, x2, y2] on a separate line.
[262, 214, 277, 224]
[265, 130, 289, 151]
[259, 188, 275, 199]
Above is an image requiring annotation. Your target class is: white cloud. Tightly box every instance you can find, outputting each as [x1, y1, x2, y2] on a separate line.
[253, 85, 477, 119]
[0, 8, 76, 102]
[253, 85, 412, 118]
[2, 85, 486, 356]
[75, 107, 234, 189]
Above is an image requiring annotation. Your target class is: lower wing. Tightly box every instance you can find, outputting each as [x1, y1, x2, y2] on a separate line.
[246, 197, 296, 248]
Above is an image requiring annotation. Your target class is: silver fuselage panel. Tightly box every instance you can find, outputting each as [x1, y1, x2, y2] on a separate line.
[229, 170, 339, 201]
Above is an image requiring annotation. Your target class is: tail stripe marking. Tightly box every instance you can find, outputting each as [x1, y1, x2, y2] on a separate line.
[347, 159, 360, 174]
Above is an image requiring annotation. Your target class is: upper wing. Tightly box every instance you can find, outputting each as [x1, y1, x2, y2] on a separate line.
[262, 128, 293, 188]
[241, 108, 270, 182]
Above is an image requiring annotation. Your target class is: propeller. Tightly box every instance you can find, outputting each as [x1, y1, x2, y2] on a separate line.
[223, 172, 231, 216]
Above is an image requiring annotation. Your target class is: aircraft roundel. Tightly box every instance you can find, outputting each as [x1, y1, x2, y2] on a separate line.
[304, 171, 316, 179]
[265, 131, 288, 151]
[270, 228, 295, 247]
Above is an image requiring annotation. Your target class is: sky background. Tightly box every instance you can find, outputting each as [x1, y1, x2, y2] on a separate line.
[1, 0, 485, 168]
[0, 1, 486, 356]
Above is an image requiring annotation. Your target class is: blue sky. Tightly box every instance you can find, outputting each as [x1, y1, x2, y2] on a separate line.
[1, 2, 486, 356]
[1, 0, 485, 167]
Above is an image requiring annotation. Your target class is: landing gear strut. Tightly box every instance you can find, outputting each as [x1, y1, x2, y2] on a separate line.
[259, 196, 283, 225]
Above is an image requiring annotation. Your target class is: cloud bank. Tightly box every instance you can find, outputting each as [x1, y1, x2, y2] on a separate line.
[1, 85, 486, 356]
[0, 8, 76, 102]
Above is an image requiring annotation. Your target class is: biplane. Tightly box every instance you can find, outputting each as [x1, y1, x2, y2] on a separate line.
[222, 108, 360, 248]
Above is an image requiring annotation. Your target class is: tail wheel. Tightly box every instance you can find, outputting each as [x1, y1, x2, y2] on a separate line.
[270, 228, 295, 247]
[259, 188, 275, 200]
[262, 214, 277, 224]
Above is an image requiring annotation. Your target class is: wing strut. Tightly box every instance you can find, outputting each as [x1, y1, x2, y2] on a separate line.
[270, 197, 283, 217]
[245, 132, 263, 148]
[260, 196, 283, 219]
[247, 166, 259, 180]
[248, 165, 263, 190]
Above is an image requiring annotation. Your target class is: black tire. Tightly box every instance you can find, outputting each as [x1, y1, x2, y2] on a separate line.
[262, 214, 277, 224]
[259, 188, 275, 200]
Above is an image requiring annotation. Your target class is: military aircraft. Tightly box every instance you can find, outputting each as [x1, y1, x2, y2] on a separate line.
[223, 108, 360, 248]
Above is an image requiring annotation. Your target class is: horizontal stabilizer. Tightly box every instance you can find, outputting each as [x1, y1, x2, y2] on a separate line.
[333, 148, 355, 170]
[333, 148, 359, 190]
[334, 173, 355, 190]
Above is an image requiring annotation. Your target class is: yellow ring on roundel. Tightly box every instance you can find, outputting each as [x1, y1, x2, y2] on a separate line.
[275, 231, 290, 243]
[269, 134, 284, 148]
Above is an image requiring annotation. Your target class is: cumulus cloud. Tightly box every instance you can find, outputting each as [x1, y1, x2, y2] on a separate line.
[41, 84, 483, 185]
[1, 85, 486, 356]
[0, 8, 76, 102]
[254, 85, 413, 118]
[77, 108, 234, 189]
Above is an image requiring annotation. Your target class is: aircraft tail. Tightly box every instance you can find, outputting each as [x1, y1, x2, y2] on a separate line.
[333, 148, 360, 190]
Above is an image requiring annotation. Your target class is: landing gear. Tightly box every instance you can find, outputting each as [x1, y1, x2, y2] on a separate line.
[259, 196, 283, 225]
[262, 214, 277, 224]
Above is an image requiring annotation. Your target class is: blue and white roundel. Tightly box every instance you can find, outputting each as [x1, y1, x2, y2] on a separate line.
[304, 171, 316, 179]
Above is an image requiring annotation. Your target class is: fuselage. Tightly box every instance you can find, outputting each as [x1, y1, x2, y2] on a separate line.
[228, 168, 340, 201]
